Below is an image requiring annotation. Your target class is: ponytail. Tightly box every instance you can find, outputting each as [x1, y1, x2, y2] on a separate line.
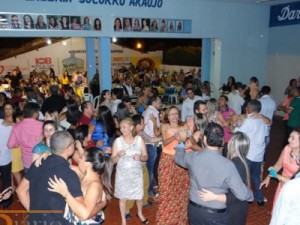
[101, 155, 113, 199]
[85, 147, 113, 200]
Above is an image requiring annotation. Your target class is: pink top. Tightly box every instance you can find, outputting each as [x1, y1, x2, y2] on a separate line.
[220, 107, 235, 143]
[8, 118, 43, 168]
[273, 145, 299, 207]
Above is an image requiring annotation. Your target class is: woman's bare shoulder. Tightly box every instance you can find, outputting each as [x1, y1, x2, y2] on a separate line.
[161, 123, 170, 130]
[85, 180, 102, 196]
[70, 165, 82, 178]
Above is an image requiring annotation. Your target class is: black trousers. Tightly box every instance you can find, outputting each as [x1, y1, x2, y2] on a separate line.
[153, 145, 162, 186]
[0, 162, 12, 191]
[188, 202, 229, 225]
[0, 162, 12, 208]
[227, 201, 248, 225]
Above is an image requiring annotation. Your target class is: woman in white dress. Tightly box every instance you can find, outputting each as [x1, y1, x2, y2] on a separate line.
[111, 117, 148, 225]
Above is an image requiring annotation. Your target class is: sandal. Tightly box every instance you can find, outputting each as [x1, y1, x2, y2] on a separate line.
[136, 214, 148, 224]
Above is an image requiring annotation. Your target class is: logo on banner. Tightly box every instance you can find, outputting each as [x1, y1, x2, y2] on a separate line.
[32, 57, 54, 71]
[137, 57, 155, 71]
[35, 57, 52, 65]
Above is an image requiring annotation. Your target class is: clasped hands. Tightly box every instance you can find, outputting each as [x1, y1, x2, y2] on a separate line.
[118, 150, 142, 161]
[174, 132, 180, 141]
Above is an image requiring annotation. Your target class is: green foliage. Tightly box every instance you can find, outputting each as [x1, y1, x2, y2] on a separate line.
[163, 46, 201, 66]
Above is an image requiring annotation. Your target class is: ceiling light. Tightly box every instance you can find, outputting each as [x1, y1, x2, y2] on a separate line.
[112, 37, 117, 43]
[62, 41, 67, 46]
[136, 42, 142, 49]
[47, 39, 52, 45]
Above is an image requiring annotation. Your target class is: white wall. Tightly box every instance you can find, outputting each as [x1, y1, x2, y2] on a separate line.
[265, 24, 300, 103]
[0, 38, 86, 77]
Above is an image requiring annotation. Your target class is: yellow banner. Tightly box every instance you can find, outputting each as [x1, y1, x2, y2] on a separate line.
[131, 56, 161, 70]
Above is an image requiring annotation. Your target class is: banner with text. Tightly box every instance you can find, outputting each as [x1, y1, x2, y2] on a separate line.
[270, 1, 300, 27]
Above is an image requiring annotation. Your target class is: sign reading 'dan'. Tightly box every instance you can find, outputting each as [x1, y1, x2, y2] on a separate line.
[24, 0, 164, 8]
[269, 1, 300, 27]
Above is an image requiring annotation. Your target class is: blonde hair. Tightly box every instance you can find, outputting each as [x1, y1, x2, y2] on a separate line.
[206, 100, 218, 122]
[120, 117, 137, 136]
[227, 132, 251, 187]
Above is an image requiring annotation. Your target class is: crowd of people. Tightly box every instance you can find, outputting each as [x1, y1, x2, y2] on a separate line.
[0, 65, 300, 225]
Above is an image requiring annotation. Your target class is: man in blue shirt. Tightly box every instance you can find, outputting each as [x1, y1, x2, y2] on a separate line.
[235, 100, 268, 206]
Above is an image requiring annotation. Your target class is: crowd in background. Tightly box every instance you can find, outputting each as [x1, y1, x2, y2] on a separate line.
[0, 64, 300, 225]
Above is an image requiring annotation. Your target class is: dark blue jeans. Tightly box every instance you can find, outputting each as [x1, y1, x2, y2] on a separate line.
[146, 144, 157, 194]
[188, 202, 229, 225]
[247, 159, 264, 202]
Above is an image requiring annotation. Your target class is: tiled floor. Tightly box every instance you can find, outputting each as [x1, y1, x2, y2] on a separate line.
[1, 116, 285, 225]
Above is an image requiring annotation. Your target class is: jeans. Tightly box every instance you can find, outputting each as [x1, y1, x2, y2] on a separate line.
[263, 133, 270, 162]
[146, 144, 157, 194]
[188, 202, 229, 225]
[247, 159, 263, 202]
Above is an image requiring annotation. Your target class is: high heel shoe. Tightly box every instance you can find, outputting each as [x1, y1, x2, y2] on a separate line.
[136, 214, 148, 224]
